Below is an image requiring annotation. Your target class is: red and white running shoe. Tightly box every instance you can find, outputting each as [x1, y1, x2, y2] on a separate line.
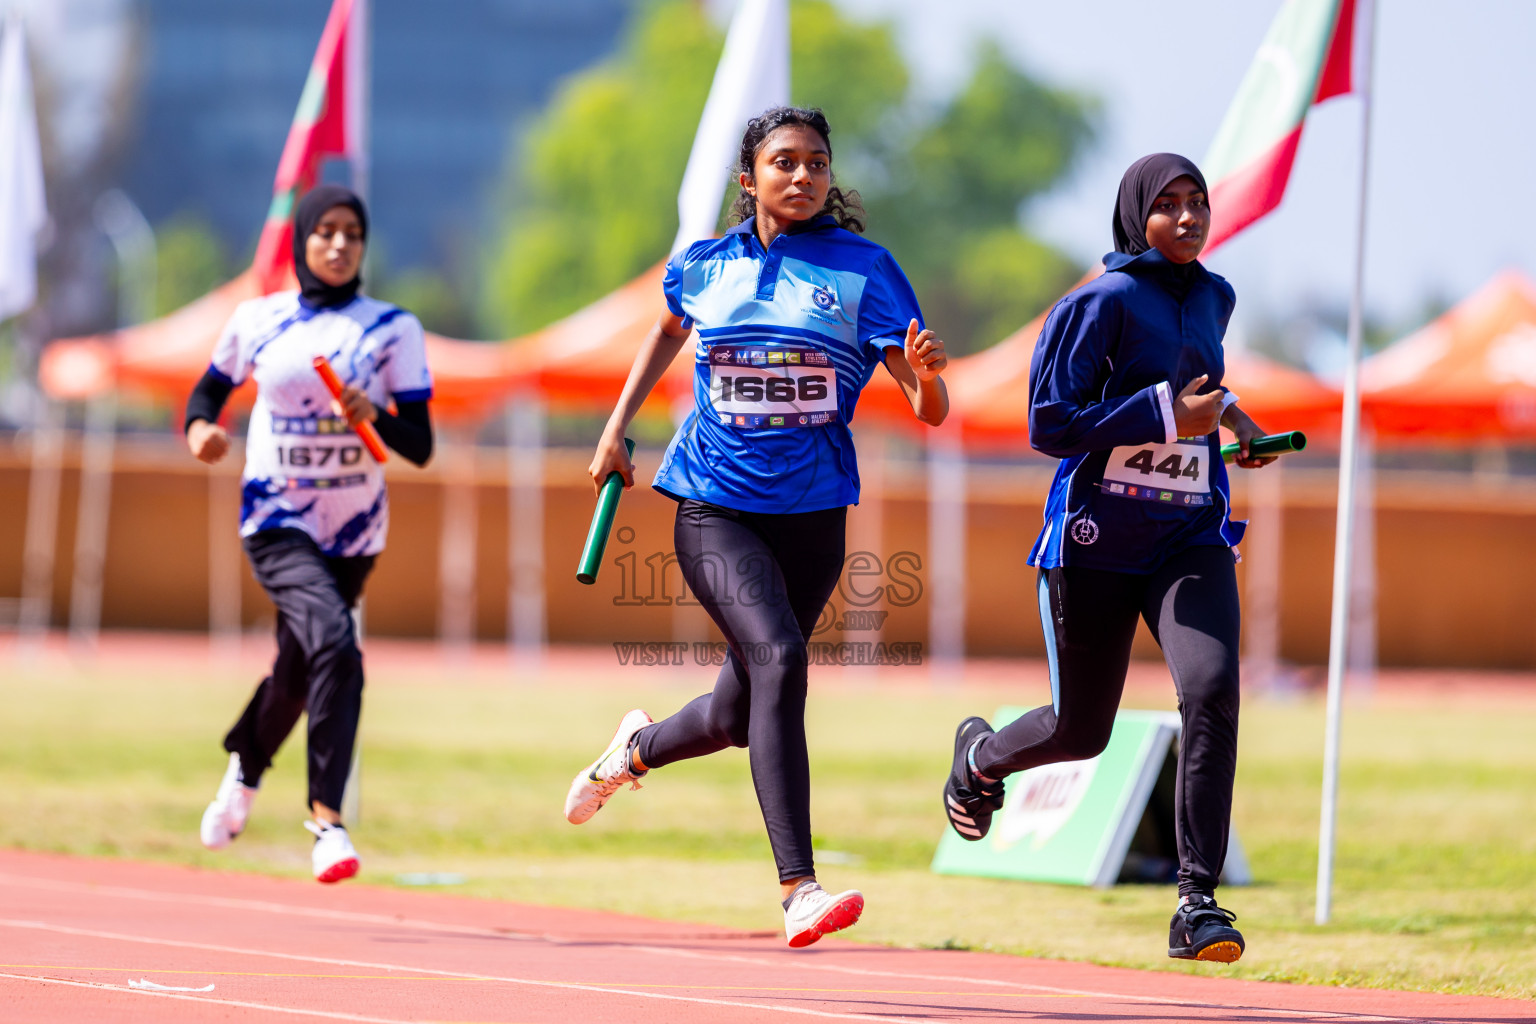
[304, 820, 360, 884]
[783, 881, 864, 948]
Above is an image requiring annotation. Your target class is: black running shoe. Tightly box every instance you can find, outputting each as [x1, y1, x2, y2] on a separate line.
[1168, 894, 1245, 963]
[943, 716, 1005, 841]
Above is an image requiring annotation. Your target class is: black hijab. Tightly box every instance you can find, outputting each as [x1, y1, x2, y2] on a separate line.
[1111, 153, 1208, 257]
[293, 184, 368, 309]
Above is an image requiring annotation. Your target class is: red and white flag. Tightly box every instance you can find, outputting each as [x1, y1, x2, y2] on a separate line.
[252, 0, 369, 293]
[1202, 0, 1363, 254]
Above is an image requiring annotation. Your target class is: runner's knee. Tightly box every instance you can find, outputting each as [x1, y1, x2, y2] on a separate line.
[706, 695, 750, 748]
[1053, 712, 1116, 761]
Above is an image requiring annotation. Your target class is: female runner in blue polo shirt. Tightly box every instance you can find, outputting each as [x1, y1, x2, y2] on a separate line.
[563, 106, 949, 948]
[941, 154, 1275, 964]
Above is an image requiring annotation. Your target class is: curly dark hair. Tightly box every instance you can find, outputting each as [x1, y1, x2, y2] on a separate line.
[728, 106, 866, 234]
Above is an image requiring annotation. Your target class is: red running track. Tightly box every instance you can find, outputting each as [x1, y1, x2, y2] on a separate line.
[0, 850, 1527, 1023]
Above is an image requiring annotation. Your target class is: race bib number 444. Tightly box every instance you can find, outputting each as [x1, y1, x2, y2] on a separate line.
[1102, 439, 1212, 507]
[709, 345, 838, 429]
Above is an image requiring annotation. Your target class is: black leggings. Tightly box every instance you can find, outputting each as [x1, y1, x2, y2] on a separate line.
[223, 528, 375, 812]
[634, 499, 846, 883]
[973, 544, 1241, 897]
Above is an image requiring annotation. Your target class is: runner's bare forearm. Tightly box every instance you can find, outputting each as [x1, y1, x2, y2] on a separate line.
[603, 315, 690, 437]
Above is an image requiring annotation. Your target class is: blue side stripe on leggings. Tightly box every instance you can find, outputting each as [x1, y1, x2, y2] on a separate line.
[1037, 574, 1061, 714]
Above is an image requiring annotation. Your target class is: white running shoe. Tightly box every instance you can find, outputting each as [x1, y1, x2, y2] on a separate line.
[783, 881, 864, 948]
[304, 820, 360, 884]
[200, 753, 257, 850]
[564, 709, 652, 824]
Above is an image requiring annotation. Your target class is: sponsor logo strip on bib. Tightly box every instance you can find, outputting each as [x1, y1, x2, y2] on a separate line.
[709, 343, 838, 429]
[1102, 439, 1212, 507]
[272, 415, 353, 436]
[286, 474, 370, 490]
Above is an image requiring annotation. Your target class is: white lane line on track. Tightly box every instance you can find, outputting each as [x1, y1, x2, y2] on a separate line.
[0, 971, 427, 1024]
[609, 944, 1452, 1024]
[0, 873, 543, 944]
[0, 919, 919, 1024]
[0, 873, 1453, 1024]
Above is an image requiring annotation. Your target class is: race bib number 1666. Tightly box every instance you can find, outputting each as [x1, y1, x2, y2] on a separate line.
[709, 344, 839, 429]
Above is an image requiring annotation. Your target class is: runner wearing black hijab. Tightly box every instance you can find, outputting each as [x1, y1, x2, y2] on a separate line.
[185, 184, 435, 883]
[942, 153, 1273, 962]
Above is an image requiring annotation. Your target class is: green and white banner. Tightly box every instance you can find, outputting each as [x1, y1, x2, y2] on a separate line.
[932, 709, 1250, 888]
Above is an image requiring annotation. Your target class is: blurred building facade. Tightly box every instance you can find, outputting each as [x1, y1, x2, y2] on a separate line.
[121, 0, 627, 274]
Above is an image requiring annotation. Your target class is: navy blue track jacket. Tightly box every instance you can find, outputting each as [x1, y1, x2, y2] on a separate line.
[1026, 249, 1245, 573]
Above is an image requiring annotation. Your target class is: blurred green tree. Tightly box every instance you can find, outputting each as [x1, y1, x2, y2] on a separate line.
[872, 42, 1097, 350]
[482, 1, 1095, 353]
[154, 214, 231, 317]
[371, 268, 479, 339]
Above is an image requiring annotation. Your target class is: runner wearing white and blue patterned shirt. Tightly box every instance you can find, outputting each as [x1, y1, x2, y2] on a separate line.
[211, 286, 432, 557]
[562, 107, 952, 949]
[186, 185, 434, 886]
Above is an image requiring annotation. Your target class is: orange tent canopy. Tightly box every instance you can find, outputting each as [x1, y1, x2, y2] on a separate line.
[1361, 270, 1536, 441]
[515, 261, 692, 410]
[40, 269, 525, 420]
[38, 260, 694, 423]
[513, 259, 933, 429]
[890, 267, 1340, 445]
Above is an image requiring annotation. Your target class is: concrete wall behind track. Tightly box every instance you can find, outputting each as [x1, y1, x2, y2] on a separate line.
[3, 437, 1535, 669]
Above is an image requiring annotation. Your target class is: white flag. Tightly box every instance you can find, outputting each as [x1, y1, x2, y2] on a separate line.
[346, 0, 370, 198]
[0, 15, 46, 322]
[671, 0, 790, 255]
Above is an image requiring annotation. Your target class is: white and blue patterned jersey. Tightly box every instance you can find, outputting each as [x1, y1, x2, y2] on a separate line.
[652, 215, 923, 514]
[209, 291, 433, 557]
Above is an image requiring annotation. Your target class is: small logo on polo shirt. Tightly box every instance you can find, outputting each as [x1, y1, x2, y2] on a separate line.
[812, 286, 835, 311]
[1070, 517, 1099, 545]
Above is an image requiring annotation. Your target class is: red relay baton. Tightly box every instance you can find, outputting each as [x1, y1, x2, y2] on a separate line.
[312, 355, 389, 463]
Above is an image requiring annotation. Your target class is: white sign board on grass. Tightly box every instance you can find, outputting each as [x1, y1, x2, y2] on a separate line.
[932, 709, 1251, 888]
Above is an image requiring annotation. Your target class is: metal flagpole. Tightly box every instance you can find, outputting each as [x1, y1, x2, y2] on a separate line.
[18, 394, 63, 654]
[72, 191, 155, 654]
[926, 426, 966, 684]
[1316, 0, 1378, 927]
[507, 396, 546, 672]
[341, 0, 371, 826]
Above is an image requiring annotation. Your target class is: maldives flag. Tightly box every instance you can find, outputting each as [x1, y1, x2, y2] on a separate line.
[1202, 0, 1360, 254]
[251, 0, 369, 293]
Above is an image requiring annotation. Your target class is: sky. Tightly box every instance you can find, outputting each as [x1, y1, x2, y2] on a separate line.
[830, 0, 1536, 332]
[15, 0, 1535, 338]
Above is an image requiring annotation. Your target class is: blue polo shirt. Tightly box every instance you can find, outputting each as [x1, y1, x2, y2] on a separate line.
[652, 215, 923, 514]
[1027, 249, 1245, 573]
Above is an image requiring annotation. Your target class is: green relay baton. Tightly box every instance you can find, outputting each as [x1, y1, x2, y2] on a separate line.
[576, 437, 635, 585]
[1221, 430, 1307, 464]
